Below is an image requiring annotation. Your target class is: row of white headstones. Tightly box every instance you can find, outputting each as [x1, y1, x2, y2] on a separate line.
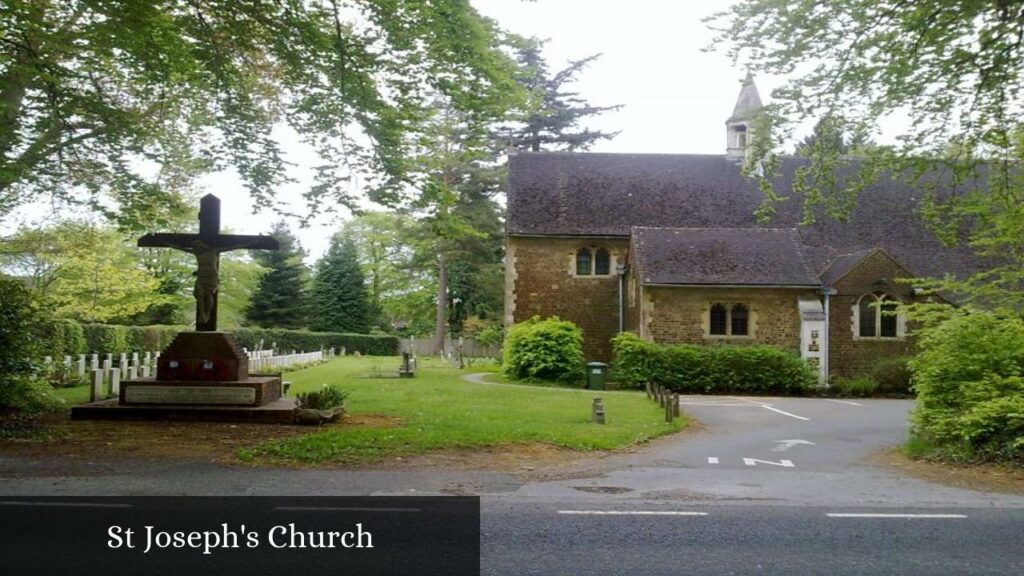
[43, 346, 339, 403]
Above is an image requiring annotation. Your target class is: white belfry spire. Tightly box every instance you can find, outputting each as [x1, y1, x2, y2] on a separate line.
[726, 73, 763, 157]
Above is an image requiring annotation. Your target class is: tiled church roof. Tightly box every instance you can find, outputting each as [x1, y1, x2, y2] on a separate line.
[506, 152, 982, 279]
[632, 227, 820, 286]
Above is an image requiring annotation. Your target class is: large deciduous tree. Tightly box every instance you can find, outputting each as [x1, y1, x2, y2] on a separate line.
[245, 221, 309, 329]
[0, 0, 520, 227]
[709, 1, 1024, 310]
[0, 222, 165, 322]
[310, 235, 370, 333]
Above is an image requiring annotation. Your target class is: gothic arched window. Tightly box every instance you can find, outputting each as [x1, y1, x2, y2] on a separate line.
[576, 248, 592, 276]
[594, 248, 611, 275]
[731, 303, 749, 336]
[575, 246, 613, 276]
[709, 303, 728, 335]
[857, 292, 901, 339]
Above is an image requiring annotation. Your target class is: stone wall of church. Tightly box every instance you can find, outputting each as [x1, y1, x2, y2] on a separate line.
[827, 251, 917, 378]
[642, 286, 812, 352]
[506, 236, 629, 360]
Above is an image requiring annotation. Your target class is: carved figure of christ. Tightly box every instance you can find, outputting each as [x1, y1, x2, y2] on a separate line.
[137, 194, 279, 331]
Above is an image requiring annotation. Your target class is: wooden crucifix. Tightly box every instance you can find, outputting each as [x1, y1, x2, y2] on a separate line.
[138, 194, 279, 332]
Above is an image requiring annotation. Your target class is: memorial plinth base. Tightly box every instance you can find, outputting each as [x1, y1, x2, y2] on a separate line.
[70, 397, 297, 424]
[71, 375, 296, 424]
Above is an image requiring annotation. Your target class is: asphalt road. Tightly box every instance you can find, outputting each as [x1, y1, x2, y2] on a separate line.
[2, 392, 1023, 574]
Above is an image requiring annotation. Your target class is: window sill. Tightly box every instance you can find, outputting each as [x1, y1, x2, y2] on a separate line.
[853, 336, 906, 342]
[704, 334, 754, 340]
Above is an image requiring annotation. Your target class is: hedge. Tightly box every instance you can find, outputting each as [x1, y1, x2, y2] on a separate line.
[612, 332, 818, 395]
[232, 328, 398, 356]
[37, 322, 398, 357]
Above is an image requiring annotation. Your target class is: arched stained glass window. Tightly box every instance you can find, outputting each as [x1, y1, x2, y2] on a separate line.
[595, 248, 611, 275]
[576, 248, 592, 276]
[709, 303, 728, 335]
[731, 303, 749, 336]
[858, 292, 901, 339]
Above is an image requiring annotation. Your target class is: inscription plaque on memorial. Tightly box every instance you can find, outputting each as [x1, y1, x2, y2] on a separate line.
[124, 386, 257, 405]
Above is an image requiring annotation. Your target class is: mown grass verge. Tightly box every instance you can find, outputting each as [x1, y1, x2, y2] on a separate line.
[239, 356, 683, 465]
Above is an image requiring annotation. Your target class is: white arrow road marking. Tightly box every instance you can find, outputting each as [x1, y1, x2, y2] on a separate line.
[827, 513, 966, 519]
[707, 457, 719, 464]
[559, 511, 708, 516]
[772, 439, 816, 451]
[743, 458, 795, 467]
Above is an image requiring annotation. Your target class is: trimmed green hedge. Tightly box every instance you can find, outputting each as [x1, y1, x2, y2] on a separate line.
[503, 316, 585, 383]
[233, 328, 398, 356]
[38, 322, 398, 357]
[612, 332, 817, 395]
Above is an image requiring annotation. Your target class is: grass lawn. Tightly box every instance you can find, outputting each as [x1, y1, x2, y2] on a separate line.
[240, 355, 683, 464]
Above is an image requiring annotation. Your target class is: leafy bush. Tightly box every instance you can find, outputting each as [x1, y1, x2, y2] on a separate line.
[0, 278, 60, 412]
[831, 376, 880, 397]
[233, 328, 398, 356]
[871, 356, 913, 395]
[612, 332, 817, 395]
[296, 385, 348, 410]
[503, 316, 585, 383]
[910, 312, 1024, 462]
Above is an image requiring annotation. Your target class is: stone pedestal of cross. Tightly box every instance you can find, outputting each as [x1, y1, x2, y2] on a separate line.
[138, 194, 279, 331]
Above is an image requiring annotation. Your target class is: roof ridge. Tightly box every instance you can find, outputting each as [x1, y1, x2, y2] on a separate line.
[631, 225, 797, 232]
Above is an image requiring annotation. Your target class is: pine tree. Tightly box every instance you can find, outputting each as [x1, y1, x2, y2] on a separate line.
[498, 38, 622, 152]
[245, 222, 309, 329]
[310, 235, 370, 333]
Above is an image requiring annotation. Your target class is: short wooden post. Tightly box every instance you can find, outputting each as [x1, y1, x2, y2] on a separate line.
[672, 394, 680, 418]
[592, 398, 606, 425]
[645, 382, 652, 399]
[665, 397, 673, 422]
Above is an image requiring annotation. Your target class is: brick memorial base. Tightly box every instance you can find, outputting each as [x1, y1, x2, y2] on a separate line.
[71, 332, 296, 424]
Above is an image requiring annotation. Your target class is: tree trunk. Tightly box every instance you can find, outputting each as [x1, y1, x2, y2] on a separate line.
[434, 252, 448, 356]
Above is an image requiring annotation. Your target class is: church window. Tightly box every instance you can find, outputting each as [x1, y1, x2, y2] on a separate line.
[709, 304, 728, 335]
[856, 292, 901, 339]
[576, 248, 592, 276]
[708, 302, 751, 337]
[595, 248, 611, 275]
[730, 304, 749, 336]
[575, 246, 613, 276]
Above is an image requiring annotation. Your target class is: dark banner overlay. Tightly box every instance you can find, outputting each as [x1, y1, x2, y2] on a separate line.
[0, 496, 480, 576]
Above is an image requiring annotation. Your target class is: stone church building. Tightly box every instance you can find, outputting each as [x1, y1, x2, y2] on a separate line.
[504, 77, 978, 380]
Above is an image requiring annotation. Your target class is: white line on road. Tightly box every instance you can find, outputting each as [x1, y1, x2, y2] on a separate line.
[0, 501, 133, 508]
[679, 402, 754, 407]
[760, 404, 810, 421]
[743, 458, 795, 468]
[826, 513, 967, 519]
[824, 399, 864, 407]
[559, 510, 708, 516]
[707, 457, 719, 464]
[275, 506, 421, 513]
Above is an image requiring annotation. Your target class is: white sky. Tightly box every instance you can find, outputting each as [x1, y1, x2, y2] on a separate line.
[7, 0, 764, 263]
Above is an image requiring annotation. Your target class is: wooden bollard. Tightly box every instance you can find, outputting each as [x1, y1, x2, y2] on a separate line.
[592, 398, 606, 425]
[645, 382, 652, 400]
[672, 394, 680, 418]
[664, 397, 673, 422]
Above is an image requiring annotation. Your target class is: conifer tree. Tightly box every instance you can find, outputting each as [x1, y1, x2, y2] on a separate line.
[245, 222, 309, 329]
[310, 236, 370, 334]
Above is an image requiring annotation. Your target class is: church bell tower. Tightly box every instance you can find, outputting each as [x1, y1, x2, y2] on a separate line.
[726, 73, 763, 158]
